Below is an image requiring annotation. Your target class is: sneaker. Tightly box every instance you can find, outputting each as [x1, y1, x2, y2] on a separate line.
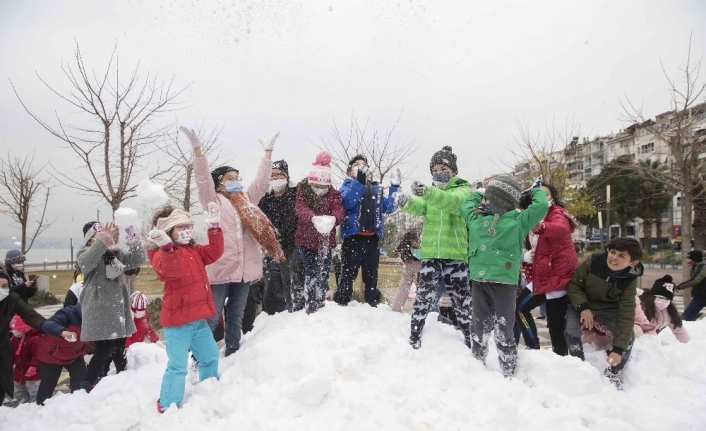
[603, 368, 624, 391]
[79, 381, 94, 394]
[409, 332, 422, 350]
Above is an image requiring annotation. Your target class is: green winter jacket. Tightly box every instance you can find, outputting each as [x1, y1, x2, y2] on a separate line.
[461, 188, 548, 285]
[566, 252, 643, 354]
[400, 176, 470, 261]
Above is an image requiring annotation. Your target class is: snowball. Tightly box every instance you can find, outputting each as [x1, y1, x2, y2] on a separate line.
[312, 215, 336, 234]
[13, 241, 20, 246]
[114, 207, 141, 229]
[135, 178, 169, 208]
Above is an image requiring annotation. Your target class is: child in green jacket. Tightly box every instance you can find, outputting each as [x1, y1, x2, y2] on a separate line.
[460, 176, 548, 377]
[395, 146, 472, 349]
[565, 237, 643, 390]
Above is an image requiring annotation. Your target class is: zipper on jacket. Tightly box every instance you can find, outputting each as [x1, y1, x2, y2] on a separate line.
[438, 210, 443, 258]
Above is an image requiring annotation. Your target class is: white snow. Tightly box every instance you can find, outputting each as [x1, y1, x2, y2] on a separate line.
[114, 207, 142, 229]
[3, 304, 706, 430]
[135, 179, 169, 208]
[311, 215, 336, 234]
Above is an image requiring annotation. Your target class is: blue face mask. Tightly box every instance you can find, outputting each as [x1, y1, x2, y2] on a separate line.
[224, 181, 243, 194]
[0, 288, 9, 302]
[432, 172, 451, 183]
[411, 248, 422, 260]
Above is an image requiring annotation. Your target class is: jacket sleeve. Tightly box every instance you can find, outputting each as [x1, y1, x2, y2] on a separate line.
[400, 196, 427, 216]
[381, 184, 399, 215]
[12, 294, 46, 330]
[40, 307, 73, 338]
[197, 229, 225, 266]
[677, 264, 706, 290]
[148, 248, 184, 281]
[117, 244, 147, 270]
[460, 191, 484, 226]
[10, 283, 34, 300]
[669, 323, 690, 343]
[77, 237, 113, 274]
[246, 157, 273, 205]
[193, 155, 218, 207]
[566, 256, 591, 311]
[295, 188, 317, 221]
[519, 188, 549, 233]
[340, 178, 365, 210]
[612, 279, 637, 354]
[533, 208, 571, 238]
[633, 297, 657, 336]
[421, 183, 470, 214]
[330, 190, 345, 225]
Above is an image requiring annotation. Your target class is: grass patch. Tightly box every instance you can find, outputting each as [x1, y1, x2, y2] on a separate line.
[34, 267, 165, 297]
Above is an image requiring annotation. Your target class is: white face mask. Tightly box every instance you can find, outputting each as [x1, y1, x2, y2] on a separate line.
[134, 310, 147, 318]
[654, 297, 671, 311]
[270, 179, 288, 192]
[176, 229, 192, 244]
[0, 288, 8, 302]
[313, 187, 329, 197]
[11, 330, 23, 338]
[12, 263, 24, 272]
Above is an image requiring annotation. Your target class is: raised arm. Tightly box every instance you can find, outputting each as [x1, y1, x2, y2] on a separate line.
[77, 231, 115, 275]
[460, 190, 484, 226]
[381, 184, 400, 215]
[422, 183, 470, 214]
[519, 188, 549, 233]
[532, 209, 572, 238]
[340, 178, 365, 210]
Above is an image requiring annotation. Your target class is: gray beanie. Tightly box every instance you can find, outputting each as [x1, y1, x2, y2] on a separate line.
[5, 249, 26, 264]
[485, 176, 522, 215]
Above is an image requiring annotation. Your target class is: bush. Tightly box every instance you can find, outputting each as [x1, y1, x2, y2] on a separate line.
[148, 297, 163, 331]
[29, 290, 60, 308]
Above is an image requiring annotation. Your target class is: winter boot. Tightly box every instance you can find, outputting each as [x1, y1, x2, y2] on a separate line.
[225, 348, 238, 357]
[604, 368, 624, 391]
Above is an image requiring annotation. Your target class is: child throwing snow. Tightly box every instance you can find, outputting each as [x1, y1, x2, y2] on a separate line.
[460, 176, 548, 377]
[565, 237, 643, 390]
[394, 146, 473, 349]
[295, 151, 344, 314]
[148, 204, 224, 412]
[125, 291, 160, 348]
[635, 275, 689, 343]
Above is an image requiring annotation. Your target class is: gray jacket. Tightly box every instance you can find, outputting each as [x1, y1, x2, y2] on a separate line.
[78, 240, 146, 342]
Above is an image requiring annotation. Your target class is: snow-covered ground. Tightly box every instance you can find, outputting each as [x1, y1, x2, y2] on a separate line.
[3, 303, 706, 431]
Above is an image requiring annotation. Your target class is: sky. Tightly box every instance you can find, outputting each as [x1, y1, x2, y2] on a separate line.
[1, 0, 705, 243]
[1, 303, 705, 430]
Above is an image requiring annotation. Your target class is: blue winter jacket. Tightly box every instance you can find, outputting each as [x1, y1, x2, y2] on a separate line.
[40, 305, 83, 337]
[339, 178, 398, 240]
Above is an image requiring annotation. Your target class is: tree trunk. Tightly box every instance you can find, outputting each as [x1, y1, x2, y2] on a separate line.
[643, 219, 652, 253]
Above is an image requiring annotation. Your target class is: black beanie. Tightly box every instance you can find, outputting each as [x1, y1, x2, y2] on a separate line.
[687, 250, 703, 262]
[210, 166, 239, 188]
[429, 146, 458, 174]
[272, 160, 289, 179]
[82, 221, 99, 237]
[650, 275, 675, 301]
[348, 154, 368, 168]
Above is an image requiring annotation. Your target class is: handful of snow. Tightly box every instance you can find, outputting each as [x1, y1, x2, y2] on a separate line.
[114, 207, 141, 229]
[312, 215, 336, 234]
[135, 178, 169, 208]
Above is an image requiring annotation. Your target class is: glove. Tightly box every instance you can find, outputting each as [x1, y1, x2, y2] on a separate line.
[24, 367, 37, 379]
[475, 187, 485, 195]
[393, 191, 409, 207]
[204, 202, 221, 229]
[356, 165, 369, 184]
[389, 168, 401, 186]
[124, 226, 141, 247]
[148, 229, 173, 251]
[521, 175, 543, 196]
[259, 131, 280, 151]
[411, 181, 426, 197]
[179, 126, 202, 149]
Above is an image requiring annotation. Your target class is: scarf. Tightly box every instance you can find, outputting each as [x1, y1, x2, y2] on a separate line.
[222, 191, 286, 262]
[298, 179, 325, 213]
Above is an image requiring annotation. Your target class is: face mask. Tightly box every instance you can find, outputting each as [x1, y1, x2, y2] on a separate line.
[176, 229, 192, 244]
[411, 248, 422, 260]
[12, 263, 24, 272]
[270, 179, 288, 192]
[224, 181, 243, 194]
[0, 288, 8, 302]
[654, 297, 671, 310]
[134, 310, 147, 318]
[11, 330, 23, 338]
[432, 172, 451, 183]
[313, 187, 329, 197]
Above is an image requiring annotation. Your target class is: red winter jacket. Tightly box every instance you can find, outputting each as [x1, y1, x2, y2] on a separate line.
[149, 228, 224, 328]
[125, 316, 160, 348]
[530, 205, 578, 295]
[12, 330, 42, 382]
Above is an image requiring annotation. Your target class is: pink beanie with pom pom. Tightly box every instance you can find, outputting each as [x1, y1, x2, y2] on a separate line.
[308, 151, 333, 186]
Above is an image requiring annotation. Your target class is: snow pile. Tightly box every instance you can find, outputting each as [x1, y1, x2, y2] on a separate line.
[3, 304, 706, 430]
[135, 179, 169, 208]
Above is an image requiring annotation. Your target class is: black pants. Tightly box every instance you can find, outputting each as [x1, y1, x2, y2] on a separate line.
[545, 297, 568, 356]
[85, 338, 127, 385]
[242, 283, 262, 334]
[36, 359, 86, 405]
[333, 235, 382, 306]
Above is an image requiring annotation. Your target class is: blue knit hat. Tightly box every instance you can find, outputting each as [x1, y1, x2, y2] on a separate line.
[5, 249, 25, 264]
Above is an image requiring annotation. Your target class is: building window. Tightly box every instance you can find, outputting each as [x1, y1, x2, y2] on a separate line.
[639, 142, 654, 154]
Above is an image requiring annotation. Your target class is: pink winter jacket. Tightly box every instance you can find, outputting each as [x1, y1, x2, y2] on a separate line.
[194, 156, 272, 285]
[634, 295, 690, 343]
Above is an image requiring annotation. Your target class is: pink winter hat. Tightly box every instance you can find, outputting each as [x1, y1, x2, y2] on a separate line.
[308, 151, 333, 186]
[10, 314, 31, 333]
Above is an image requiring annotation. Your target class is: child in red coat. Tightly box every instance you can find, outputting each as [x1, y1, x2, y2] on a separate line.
[147, 203, 224, 412]
[9, 315, 42, 405]
[125, 291, 160, 348]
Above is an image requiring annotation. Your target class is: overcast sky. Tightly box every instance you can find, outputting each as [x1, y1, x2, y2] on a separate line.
[1, 0, 705, 242]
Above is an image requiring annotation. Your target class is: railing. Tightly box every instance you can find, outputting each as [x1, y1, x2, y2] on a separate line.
[26, 261, 153, 272]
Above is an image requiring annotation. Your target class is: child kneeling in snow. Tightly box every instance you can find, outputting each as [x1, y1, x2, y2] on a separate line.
[148, 204, 224, 412]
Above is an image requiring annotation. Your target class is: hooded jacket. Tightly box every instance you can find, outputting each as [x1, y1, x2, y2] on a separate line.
[677, 261, 706, 299]
[339, 178, 398, 240]
[400, 176, 471, 261]
[567, 252, 644, 354]
[11, 328, 42, 382]
[530, 205, 579, 295]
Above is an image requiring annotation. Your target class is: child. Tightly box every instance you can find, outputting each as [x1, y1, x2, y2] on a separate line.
[295, 151, 344, 314]
[395, 146, 473, 349]
[565, 237, 643, 390]
[147, 203, 224, 412]
[125, 291, 160, 348]
[460, 176, 548, 377]
[634, 275, 689, 343]
[36, 304, 86, 405]
[8, 315, 42, 405]
[391, 230, 422, 313]
[5, 250, 37, 304]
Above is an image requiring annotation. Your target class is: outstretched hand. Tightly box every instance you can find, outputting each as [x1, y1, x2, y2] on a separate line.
[411, 181, 426, 197]
[259, 131, 280, 151]
[389, 168, 401, 187]
[179, 126, 202, 150]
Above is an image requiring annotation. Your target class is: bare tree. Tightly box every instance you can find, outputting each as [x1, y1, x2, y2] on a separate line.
[317, 112, 421, 184]
[10, 42, 189, 215]
[158, 123, 229, 213]
[0, 153, 55, 253]
[621, 37, 706, 280]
